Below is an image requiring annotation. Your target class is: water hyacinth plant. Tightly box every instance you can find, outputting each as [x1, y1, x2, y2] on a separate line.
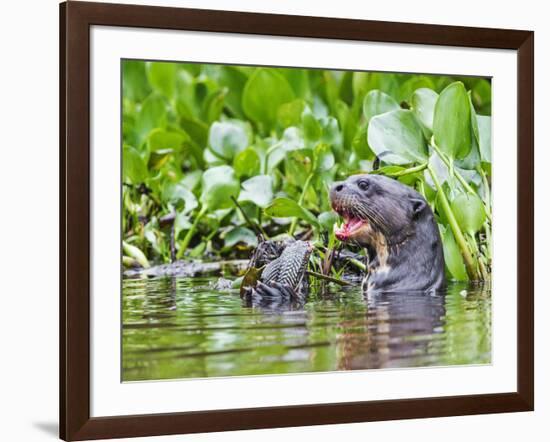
[122, 60, 492, 282]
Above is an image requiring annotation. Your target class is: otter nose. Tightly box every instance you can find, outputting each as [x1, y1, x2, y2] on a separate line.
[333, 182, 344, 192]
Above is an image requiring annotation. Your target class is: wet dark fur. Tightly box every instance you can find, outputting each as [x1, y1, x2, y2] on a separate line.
[330, 174, 445, 293]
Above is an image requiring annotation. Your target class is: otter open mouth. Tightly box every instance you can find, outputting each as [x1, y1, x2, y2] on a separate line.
[333, 214, 368, 241]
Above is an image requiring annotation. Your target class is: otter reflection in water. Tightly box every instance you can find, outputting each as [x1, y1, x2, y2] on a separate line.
[338, 290, 447, 370]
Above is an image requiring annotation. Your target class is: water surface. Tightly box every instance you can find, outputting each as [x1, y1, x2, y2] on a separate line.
[122, 277, 491, 381]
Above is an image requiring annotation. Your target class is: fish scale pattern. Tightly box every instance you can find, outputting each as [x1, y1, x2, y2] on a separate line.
[261, 241, 311, 289]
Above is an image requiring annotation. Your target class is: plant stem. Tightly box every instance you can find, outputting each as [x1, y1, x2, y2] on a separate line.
[288, 173, 314, 236]
[177, 205, 207, 259]
[431, 143, 478, 197]
[385, 162, 428, 177]
[306, 270, 351, 286]
[170, 222, 176, 262]
[483, 222, 492, 262]
[349, 258, 367, 272]
[475, 167, 492, 262]
[230, 196, 267, 239]
[428, 165, 479, 280]
[478, 256, 489, 281]
[477, 165, 492, 218]
[466, 233, 483, 277]
[432, 142, 492, 225]
[263, 140, 283, 173]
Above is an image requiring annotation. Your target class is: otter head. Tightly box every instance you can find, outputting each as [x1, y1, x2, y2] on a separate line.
[330, 174, 428, 250]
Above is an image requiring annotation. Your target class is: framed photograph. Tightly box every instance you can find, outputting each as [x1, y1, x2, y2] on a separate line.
[60, 1, 534, 440]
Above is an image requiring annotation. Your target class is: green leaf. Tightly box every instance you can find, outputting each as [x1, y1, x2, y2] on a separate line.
[472, 79, 492, 113]
[352, 124, 374, 160]
[311, 95, 329, 118]
[433, 82, 472, 159]
[352, 72, 370, 98]
[319, 116, 342, 150]
[286, 149, 314, 187]
[218, 66, 248, 118]
[451, 193, 486, 235]
[189, 241, 206, 258]
[397, 76, 435, 102]
[242, 68, 295, 131]
[148, 149, 173, 170]
[180, 117, 208, 149]
[265, 197, 319, 227]
[362, 90, 400, 121]
[281, 68, 310, 98]
[314, 143, 335, 173]
[122, 60, 151, 102]
[455, 93, 481, 170]
[233, 147, 261, 178]
[426, 152, 481, 188]
[335, 100, 355, 149]
[353, 72, 399, 99]
[281, 127, 305, 151]
[174, 212, 192, 238]
[278, 99, 306, 128]
[122, 241, 150, 268]
[208, 121, 249, 160]
[175, 69, 197, 119]
[203, 148, 224, 166]
[144, 221, 164, 256]
[200, 165, 240, 211]
[122, 146, 148, 184]
[162, 182, 198, 214]
[321, 71, 339, 114]
[238, 175, 274, 208]
[266, 128, 306, 172]
[203, 89, 227, 124]
[455, 137, 480, 170]
[425, 152, 449, 187]
[266, 146, 286, 172]
[367, 109, 428, 165]
[370, 165, 406, 176]
[182, 170, 202, 191]
[477, 116, 491, 163]
[302, 107, 322, 141]
[147, 128, 186, 152]
[146, 62, 177, 99]
[468, 92, 480, 147]
[136, 94, 167, 145]
[122, 256, 139, 268]
[439, 226, 468, 281]
[411, 88, 438, 132]
[240, 266, 262, 297]
[318, 211, 338, 231]
[224, 226, 258, 248]
[338, 71, 354, 104]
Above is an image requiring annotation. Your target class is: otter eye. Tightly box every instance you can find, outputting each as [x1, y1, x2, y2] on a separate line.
[358, 180, 369, 191]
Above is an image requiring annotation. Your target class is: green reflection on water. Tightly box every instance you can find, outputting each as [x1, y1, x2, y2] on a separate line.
[122, 278, 491, 381]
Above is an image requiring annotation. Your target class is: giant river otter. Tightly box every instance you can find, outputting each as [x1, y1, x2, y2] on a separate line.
[330, 174, 445, 293]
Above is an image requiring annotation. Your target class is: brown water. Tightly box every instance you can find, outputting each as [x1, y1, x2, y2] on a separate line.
[122, 277, 491, 381]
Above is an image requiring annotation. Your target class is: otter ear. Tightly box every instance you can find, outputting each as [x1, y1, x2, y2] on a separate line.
[410, 197, 427, 218]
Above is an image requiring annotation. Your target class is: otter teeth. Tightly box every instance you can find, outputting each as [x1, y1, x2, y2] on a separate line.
[334, 213, 366, 241]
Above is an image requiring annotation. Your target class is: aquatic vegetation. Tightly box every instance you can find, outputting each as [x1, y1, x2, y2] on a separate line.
[122, 61, 492, 282]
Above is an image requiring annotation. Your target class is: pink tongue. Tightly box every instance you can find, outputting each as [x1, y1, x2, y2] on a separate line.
[335, 217, 363, 240]
[347, 218, 363, 230]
